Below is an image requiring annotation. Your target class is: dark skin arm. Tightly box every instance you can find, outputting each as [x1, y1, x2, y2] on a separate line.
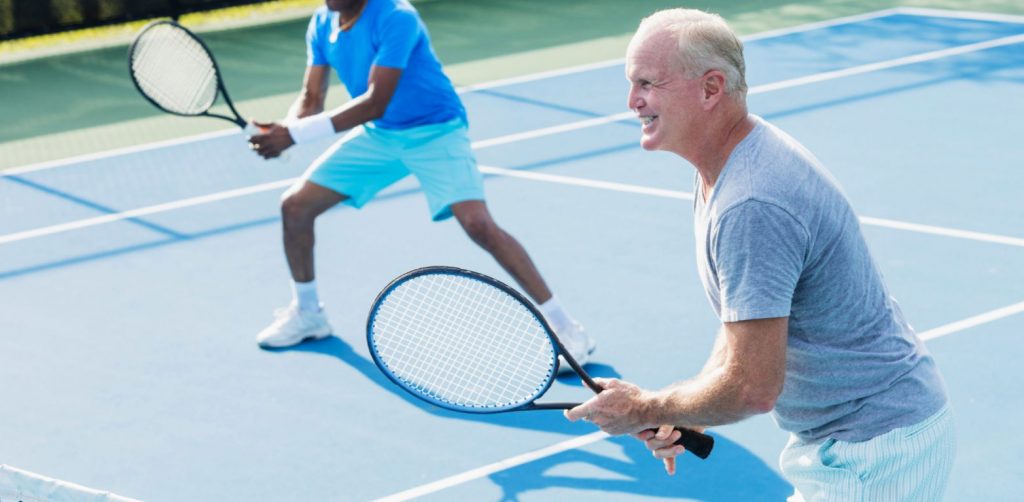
[249, 64, 402, 159]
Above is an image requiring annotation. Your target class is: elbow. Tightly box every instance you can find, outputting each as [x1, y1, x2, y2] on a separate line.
[366, 101, 388, 120]
[739, 382, 782, 415]
[359, 93, 389, 121]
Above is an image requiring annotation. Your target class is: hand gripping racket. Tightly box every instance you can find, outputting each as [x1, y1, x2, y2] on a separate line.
[366, 266, 715, 459]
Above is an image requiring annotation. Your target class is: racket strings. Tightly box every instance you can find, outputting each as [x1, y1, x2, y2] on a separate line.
[131, 24, 219, 115]
[371, 274, 556, 409]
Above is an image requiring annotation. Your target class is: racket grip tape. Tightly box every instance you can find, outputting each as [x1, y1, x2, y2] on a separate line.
[674, 427, 715, 459]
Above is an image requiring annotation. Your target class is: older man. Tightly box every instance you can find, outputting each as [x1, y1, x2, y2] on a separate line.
[565, 9, 953, 501]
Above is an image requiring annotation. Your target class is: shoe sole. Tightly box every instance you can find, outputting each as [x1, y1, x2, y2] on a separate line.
[257, 330, 331, 349]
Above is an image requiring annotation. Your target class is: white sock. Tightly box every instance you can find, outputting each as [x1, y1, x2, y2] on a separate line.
[539, 295, 572, 333]
[292, 279, 321, 312]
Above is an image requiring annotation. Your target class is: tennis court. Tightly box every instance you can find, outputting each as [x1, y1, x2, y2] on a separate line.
[2, 4, 1023, 501]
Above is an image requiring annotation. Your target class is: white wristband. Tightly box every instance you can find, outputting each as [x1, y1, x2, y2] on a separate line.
[286, 114, 335, 144]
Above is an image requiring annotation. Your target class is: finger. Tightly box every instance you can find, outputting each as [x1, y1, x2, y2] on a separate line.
[652, 445, 685, 460]
[645, 436, 680, 451]
[564, 405, 590, 422]
[632, 429, 656, 441]
[654, 424, 675, 441]
[664, 457, 676, 476]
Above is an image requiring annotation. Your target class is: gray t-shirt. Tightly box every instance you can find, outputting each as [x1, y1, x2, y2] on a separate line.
[694, 115, 946, 442]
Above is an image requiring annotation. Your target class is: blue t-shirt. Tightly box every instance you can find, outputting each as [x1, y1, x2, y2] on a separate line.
[694, 115, 947, 443]
[305, 0, 465, 129]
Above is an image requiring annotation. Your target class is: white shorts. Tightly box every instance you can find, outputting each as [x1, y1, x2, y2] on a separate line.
[781, 405, 955, 501]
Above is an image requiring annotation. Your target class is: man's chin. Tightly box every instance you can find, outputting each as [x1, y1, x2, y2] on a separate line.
[640, 136, 659, 151]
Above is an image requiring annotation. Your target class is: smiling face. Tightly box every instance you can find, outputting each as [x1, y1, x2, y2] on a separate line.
[625, 27, 705, 156]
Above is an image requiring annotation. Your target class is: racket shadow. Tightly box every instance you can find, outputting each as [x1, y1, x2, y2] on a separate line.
[489, 434, 792, 501]
[271, 335, 591, 434]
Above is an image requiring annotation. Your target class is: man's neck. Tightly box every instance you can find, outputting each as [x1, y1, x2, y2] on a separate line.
[339, 0, 368, 31]
[692, 111, 754, 199]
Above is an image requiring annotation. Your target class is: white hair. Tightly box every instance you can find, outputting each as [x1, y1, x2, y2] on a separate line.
[639, 9, 747, 97]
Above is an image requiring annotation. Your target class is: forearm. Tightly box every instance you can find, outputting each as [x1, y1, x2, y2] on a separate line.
[645, 326, 779, 427]
[287, 93, 324, 120]
[645, 368, 765, 428]
[322, 91, 387, 132]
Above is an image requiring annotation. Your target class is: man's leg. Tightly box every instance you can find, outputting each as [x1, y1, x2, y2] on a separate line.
[450, 200, 551, 303]
[256, 181, 347, 348]
[281, 181, 348, 283]
[451, 200, 594, 369]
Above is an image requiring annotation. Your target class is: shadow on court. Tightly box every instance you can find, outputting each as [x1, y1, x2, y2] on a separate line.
[487, 435, 791, 501]
[273, 336, 790, 501]
[271, 335, 620, 434]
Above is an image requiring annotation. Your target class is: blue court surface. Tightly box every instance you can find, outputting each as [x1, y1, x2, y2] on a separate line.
[2, 7, 1024, 501]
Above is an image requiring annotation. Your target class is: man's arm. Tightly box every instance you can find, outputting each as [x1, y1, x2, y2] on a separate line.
[565, 316, 787, 434]
[649, 316, 787, 427]
[250, 65, 403, 158]
[321, 65, 401, 132]
[286, 65, 331, 120]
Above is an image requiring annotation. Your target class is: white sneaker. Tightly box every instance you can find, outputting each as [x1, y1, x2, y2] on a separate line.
[256, 304, 332, 348]
[555, 321, 596, 375]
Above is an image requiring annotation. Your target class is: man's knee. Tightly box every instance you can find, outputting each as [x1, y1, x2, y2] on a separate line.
[460, 214, 501, 249]
[281, 192, 316, 228]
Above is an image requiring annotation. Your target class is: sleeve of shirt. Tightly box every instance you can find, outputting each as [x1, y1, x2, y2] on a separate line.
[712, 200, 808, 322]
[373, 9, 421, 69]
[306, 13, 327, 66]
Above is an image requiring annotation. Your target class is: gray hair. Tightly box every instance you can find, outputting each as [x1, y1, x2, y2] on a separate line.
[640, 9, 747, 97]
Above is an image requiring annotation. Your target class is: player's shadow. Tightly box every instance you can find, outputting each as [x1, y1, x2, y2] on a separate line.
[272, 336, 792, 500]
[489, 433, 792, 501]
[271, 335, 614, 434]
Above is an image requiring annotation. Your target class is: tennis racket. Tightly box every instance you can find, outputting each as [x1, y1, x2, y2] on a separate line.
[366, 266, 715, 459]
[128, 20, 251, 129]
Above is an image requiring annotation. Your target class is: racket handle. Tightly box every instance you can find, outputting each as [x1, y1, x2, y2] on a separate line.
[673, 427, 714, 459]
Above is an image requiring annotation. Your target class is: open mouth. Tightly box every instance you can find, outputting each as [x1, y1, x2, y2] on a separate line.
[640, 115, 657, 126]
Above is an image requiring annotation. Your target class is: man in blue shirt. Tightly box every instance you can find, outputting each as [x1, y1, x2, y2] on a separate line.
[564, 9, 954, 500]
[248, 0, 594, 372]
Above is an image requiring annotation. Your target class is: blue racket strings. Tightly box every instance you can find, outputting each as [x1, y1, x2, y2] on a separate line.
[370, 273, 557, 411]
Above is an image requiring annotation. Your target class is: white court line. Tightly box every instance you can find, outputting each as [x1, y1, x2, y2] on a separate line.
[0, 179, 295, 245]
[3, 8, 1023, 247]
[1, 7, 925, 177]
[893, 6, 1024, 24]
[919, 300, 1024, 341]
[4, 164, 1024, 249]
[374, 296, 1024, 502]
[373, 431, 610, 502]
[470, 112, 635, 150]
[478, 166, 1024, 249]
[749, 32, 1024, 94]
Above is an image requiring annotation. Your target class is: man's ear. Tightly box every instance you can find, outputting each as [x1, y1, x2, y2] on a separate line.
[701, 70, 727, 108]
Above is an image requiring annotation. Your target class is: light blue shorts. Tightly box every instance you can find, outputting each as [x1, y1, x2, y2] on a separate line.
[303, 117, 484, 221]
[781, 404, 955, 501]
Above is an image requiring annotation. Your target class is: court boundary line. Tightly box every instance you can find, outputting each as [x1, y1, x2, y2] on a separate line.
[370, 297, 1024, 501]
[3, 6, 962, 177]
[5, 7, 1022, 179]
[5, 165, 1023, 250]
